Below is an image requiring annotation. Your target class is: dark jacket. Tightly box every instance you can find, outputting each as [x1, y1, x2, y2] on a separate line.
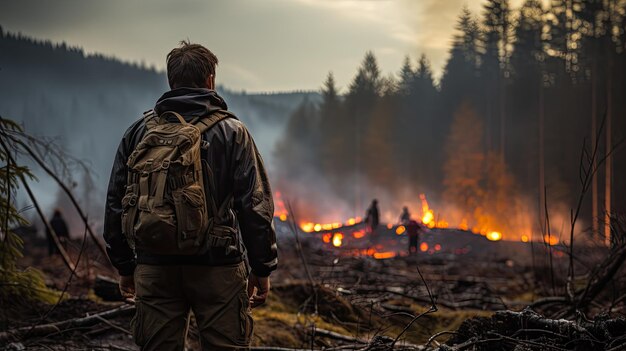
[103, 88, 278, 277]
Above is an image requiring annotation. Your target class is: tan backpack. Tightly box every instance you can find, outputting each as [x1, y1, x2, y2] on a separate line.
[121, 109, 232, 255]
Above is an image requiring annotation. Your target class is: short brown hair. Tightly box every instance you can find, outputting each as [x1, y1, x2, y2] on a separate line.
[166, 40, 218, 89]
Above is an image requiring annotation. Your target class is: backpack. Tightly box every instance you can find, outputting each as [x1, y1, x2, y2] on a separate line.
[121, 109, 232, 255]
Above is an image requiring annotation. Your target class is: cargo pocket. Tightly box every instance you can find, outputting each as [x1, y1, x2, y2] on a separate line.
[239, 293, 254, 344]
[212, 291, 253, 347]
[173, 184, 208, 251]
[130, 299, 146, 346]
[235, 292, 253, 345]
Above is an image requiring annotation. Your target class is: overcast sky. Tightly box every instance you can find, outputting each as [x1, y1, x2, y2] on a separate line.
[0, 0, 536, 93]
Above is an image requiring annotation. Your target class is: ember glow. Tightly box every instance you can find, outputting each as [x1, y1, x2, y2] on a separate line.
[332, 233, 344, 247]
[274, 192, 289, 222]
[299, 218, 362, 233]
[486, 231, 503, 241]
[275, 189, 541, 245]
[352, 229, 366, 239]
[419, 194, 448, 228]
[544, 235, 558, 246]
[373, 251, 396, 259]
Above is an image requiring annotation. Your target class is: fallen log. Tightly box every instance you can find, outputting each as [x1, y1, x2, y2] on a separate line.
[438, 308, 626, 351]
[0, 304, 134, 343]
[308, 326, 368, 344]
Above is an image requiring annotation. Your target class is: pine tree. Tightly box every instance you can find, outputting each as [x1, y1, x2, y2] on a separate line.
[443, 101, 486, 227]
[481, 0, 510, 153]
[347, 51, 382, 101]
[318, 72, 345, 179]
[0, 118, 58, 312]
[397, 56, 414, 97]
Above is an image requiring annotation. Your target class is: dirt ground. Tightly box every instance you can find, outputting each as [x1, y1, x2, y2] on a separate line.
[3, 225, 625, 350]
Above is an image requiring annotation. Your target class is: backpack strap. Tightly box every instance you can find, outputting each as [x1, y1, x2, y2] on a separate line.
[142, 110, 159, 131]
[192, 110, 235, 134]
[194, 110, 236, 239]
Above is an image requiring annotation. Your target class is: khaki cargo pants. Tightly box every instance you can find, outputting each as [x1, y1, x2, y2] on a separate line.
[131, 262, 253, 350]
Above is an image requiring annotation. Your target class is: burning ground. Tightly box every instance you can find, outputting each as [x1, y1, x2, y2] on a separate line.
[3, 210, 625, 350]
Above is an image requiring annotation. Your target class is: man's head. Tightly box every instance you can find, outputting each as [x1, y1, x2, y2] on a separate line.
[166, 40, 218, 90]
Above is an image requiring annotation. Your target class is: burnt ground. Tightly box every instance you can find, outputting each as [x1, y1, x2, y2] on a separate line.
[3, 223, 626, 350]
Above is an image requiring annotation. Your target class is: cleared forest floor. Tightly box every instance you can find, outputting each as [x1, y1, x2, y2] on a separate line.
[3, 226, 625, 350]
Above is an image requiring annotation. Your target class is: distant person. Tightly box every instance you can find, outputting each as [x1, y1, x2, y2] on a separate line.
[406, 220, 422, 255]
[46, 209, 69, 256]
[399, 206, 411, 225]
[365, 199, 380, 235]
[103, 41, 277, 350]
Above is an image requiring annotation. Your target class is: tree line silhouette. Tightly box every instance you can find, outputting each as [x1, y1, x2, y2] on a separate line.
[275, 0, 626, 241]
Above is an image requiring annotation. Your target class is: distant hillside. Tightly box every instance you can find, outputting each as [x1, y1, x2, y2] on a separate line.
[0, 28, 318, 231]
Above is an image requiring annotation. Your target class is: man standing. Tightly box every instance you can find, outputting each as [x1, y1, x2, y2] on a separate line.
[46, 209, 70, 256]
[365, 199, 380, 234]
[103, 41, 277, 350]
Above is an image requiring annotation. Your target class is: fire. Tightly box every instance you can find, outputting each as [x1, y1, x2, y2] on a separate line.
[322, 233, 331, 243]
[422, 212, 434, 226]
[459, 218, 469, 231]
[543, 234, 558, 246]
[274, 191, 289, 221]
[299, 218, 362, 233]
[419, 194, 448, 228]
[420, 193, 435, 227]
[486, 231, 502, 241]
[373, 251, 396, 259]
[332, 233, 344, 247]
[289, 190, 533, 244]
[352, 229, 366, 239]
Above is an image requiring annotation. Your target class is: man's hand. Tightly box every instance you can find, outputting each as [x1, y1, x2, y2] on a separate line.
[119, 275, 135, 300]
[247, 273, 270, 309]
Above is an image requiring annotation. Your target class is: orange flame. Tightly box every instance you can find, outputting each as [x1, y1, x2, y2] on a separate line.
[301, 222, 314, 233]
[543, 235, 558, 246]
[486, 231, 502, 241]
[332, 233, 344, 247]
[352, 229, 366, 239]
[373, 251, 396, 259]
[420, 242, 429, 252]
[274, 191, 289, 221]
[419, 194, 448, 228]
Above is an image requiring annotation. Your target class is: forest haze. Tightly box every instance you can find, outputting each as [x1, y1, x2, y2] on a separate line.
[0, 0, 625, 245]
[0, 27, 316, 236]
[274, 0, 626, 243]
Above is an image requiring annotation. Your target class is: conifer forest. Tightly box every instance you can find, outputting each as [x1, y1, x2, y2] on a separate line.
[1, 1, 626, 350]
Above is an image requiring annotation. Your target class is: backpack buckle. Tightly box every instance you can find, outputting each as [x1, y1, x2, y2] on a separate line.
[162, 160, 170, 169]
[128, 195, 137, 207]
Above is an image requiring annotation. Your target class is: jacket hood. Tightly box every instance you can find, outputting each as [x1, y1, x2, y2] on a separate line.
[154, 87, 228, 118]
